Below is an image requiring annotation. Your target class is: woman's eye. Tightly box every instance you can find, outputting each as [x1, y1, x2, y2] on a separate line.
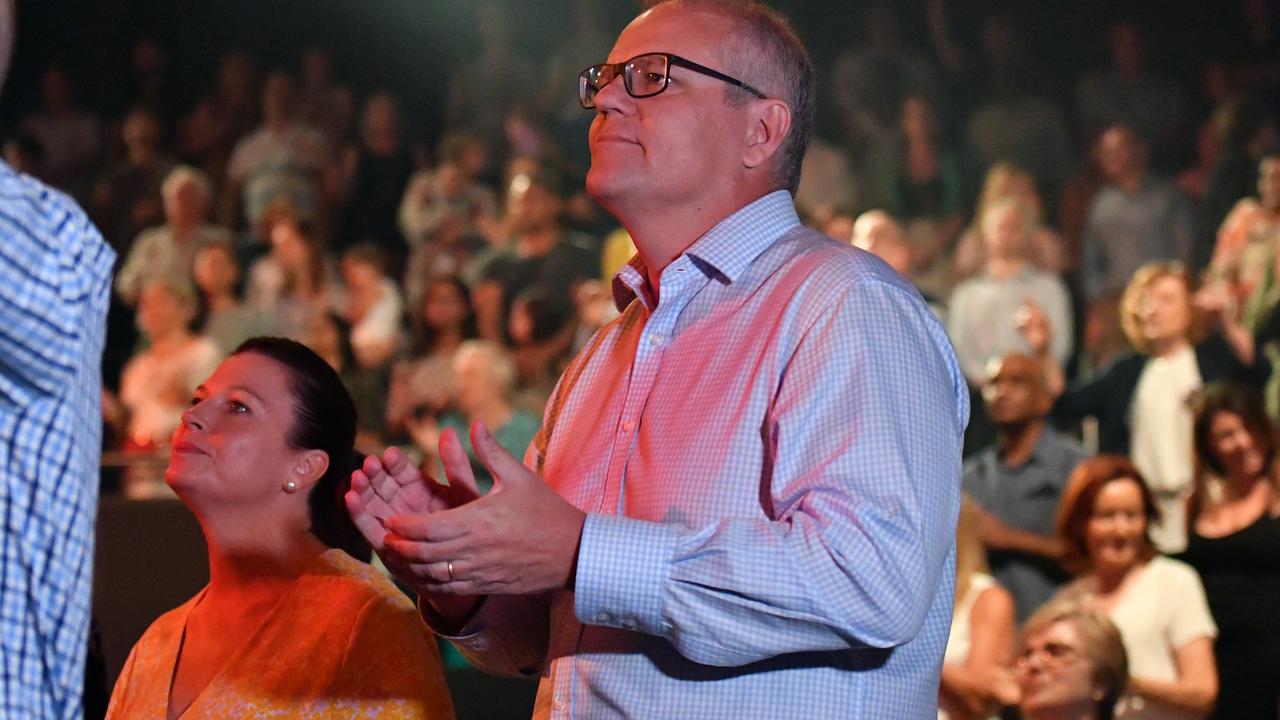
[228, 400, 249, 413]
[189, 396, 202, 407]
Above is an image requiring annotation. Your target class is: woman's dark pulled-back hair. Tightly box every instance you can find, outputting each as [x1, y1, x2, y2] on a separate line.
[232, 336, 371, 561]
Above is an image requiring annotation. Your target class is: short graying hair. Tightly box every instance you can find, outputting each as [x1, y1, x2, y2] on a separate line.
[644, 0, 815, 195]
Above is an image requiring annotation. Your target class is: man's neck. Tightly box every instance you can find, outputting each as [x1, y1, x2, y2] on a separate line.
[998, 419, 1045, 468]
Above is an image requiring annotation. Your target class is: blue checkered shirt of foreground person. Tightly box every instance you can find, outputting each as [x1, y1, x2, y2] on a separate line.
[0, 159, 115, 719]
[432, 190, 970, 719]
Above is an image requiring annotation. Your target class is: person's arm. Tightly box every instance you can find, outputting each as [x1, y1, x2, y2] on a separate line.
[971, 503, 1063, 560]
[940, 585, 1019, 718]
[0, 195, 113, 403]
[1128, 637, 1217, 716]
[572, 280, 966, 665]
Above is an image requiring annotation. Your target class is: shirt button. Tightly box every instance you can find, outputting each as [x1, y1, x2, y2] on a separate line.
[648, 332, 663, 346]
[553, 696, 567, 711]
[622, 618, 637, 630]
[470, 638, 489, 651]
[596, 612, 611, 623]
[621, 420, 635, 433]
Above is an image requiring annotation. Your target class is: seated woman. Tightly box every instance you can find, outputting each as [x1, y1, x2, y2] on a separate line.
[1015, 602, 1129, 720]
[1052, 456, 1218, 719]
[1022, 261, 1266, 552]
[1180, 383, 1280, 719]
[939, 496, 1019, 720]
[106, 337, 455, 719]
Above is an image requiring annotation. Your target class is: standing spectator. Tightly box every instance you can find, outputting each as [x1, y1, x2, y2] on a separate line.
[1081, 125, 1194, 300]
[114, 165, 231, 305]
[223, 72, 327, 235]
[247, 215, 344, 340]
[337, 93, 415, 262]
[952, 163, 1068, 283]
[90, 107, 174, 254]
[1180, 383, 1280, 719]
[0, 12, 116, 708]
[948, 200, 1073, 386]
[469, 166, 597, 343]
[1022, 262, 1265, 552]
[1053, 456, 1218, 720]
[964, 353, 1088, 620]
[1014, 603, 1129, 720]
[1201, 98, 1276, 252]
[1207, 150, 1280, 333]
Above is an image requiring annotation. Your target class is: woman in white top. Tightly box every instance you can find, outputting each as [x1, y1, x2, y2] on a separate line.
[939, 496, 1019, 720]
[1052, 455, 1218, 719]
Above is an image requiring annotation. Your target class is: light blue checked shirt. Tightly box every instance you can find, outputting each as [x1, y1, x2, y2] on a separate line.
[0, 160, 114, 719]
[444, 191, 968, 718]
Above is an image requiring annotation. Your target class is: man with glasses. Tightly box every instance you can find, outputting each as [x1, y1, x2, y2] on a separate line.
[349, 1, 968, 717]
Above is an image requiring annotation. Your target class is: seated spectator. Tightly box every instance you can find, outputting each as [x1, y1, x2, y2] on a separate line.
[948, 199, 1073, 386]
[1053, 455, 1218, 719]
[469, 165, 598, 343]
[399, 132, 498, 254]
[1022, 262, 1266, 552]
[1207, 151, 1280, 332]
[964, 353, 1087, 620]
[177, 51, 259, 188]
[305, 311, 387, 450]
[405, 340, 539, 493]
[509, 287, 577, 409]
[1014, 602, 1129, 720]
[223, 72, 327, 234]
[386, 275, 476, 442]
[247, 214, 344, 340]
[90, 107, 173, 253]
[298, 47, 354, 149]
[19, 66, 100, 190]
[114, 279, 220, 497]
[570, 279, 618, 355]
[115, 165, 232, 305]
[191, 240, 271, 355]
[1180, 383, 1280, 719]
[939, 496, 1019, 720]
[339, 243, 403, 369]
[852, 210, 914, 277]
[1081, 125, 1194, 300]
[336, 92, 414, 262]
[953, 163, 1068, 283]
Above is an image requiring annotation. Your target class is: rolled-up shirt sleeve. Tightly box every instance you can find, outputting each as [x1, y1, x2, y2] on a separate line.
[573, 279, 968, 667]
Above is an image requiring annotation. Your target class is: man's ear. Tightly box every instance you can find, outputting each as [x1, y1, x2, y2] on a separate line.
[742, 99, 792, 171]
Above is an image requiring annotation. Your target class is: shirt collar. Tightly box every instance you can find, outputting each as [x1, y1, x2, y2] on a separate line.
[611, 190, 800, 311]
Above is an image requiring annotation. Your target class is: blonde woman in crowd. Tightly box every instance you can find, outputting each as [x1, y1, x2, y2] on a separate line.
[952, 162, 1068, 284]
[1014, 602, 1129, 720]
[1052, 456, 1218, 719]
[939, 496, 1019, 720]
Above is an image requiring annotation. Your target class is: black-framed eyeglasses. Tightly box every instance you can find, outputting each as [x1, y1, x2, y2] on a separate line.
[578, 52, 765, 109]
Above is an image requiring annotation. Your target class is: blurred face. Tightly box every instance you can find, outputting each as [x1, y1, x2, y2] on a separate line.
[983, 356, 1049, 425]
[192, 245, 239, 296]
[852, 213, 912, 275]
[585, 5, 753, 216]
[1000, 175, 1043, 218]
[1016, 621, 1100, 719]
[1258, 158, 1280, 212]
[137, 283, 191, 339]
[270, 222, 310, 271]
[1109, 24, 1144, 76]
[166, 353, 306, 505]
[164, 179, 206, 226]
[507, 177, 562, 234]
[982, 205, 1028, 260]
[423, 281, 467, 331]
[262, 73, 296, 121]
[362, 94, 400, 141]
[823, 214, 855, 243]
[902, 97, 931, 138]
[1208, 410, 1267, 481]
[453, 349, 499, 413]
[508, 300, 534, 345]
[123, 111, 161, 155]
[306, 315, 342, 363]
[340, 257, 381, 293]
[1099, 127, 1143, 183]
[1085, 478, 1147, 574]
[1137, 274, 1192, 346]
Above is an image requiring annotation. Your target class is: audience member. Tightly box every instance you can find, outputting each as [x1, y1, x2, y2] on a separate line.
[1081, 125, 1194, 300]
[1024, 261, 1265, 551]
[939, 496, 1019, 720]
[948, 199, 1072, 386]
[191, 239, 271, 355]
[305, 311, 388, 449]
[386, 275, 476, 442]
[19, 66, 101, 191]
[1014, 602, 1129, 720]
[1208, 150, 1280, 332]
[115, 165, 232, 305]
[1053, 455, 1218, 720]
[1180, 383, 1280, 719]
[952, 162, 1068, 283]
[177, 51, 260, 186]
[298, 47, 354, 150]
[469, 165, 597, 342]
[852, 209, 916, 277]
[1201, 98, 1277, 254]
[247, 214, 344, 340]
[90, 107, 174, 253]
[339, 243, 404, 369]
[963, 353, 1087, 620]
[443, 0, 537, 158]
[508, 287, 577, 409]
[337, 92, 415, 261]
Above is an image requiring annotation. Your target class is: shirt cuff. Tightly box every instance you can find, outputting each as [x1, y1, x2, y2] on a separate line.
[417, 595, 494, 654]
[573, 512, 678, 636]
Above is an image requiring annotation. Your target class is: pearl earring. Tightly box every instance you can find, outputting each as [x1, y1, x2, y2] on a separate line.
[284, 480, 298, 493]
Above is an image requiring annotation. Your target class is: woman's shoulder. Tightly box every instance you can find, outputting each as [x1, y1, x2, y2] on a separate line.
[1141, 555, 1204, 590]
[132, 590, 204, 653]
[302, 550, 417, 614]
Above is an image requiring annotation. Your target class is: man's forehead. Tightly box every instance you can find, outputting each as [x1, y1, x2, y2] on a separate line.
[607, 5, 729, 63]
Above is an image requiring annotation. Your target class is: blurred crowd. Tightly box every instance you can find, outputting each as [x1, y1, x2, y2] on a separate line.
[6, 0, 1280, 717]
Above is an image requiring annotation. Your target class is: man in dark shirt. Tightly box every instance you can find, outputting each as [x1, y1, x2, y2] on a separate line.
[962, 353, 1089, 621]
[470, 164, 598, 342]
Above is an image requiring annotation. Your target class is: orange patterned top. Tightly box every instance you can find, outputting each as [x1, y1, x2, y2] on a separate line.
[106, 549, 455, 719]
